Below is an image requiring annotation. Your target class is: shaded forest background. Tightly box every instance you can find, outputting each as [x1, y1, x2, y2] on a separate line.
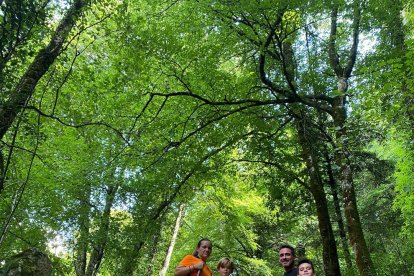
[1, 0, 414, 275]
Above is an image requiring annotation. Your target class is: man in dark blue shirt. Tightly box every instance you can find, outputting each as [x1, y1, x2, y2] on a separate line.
[279, 244, 298, 276]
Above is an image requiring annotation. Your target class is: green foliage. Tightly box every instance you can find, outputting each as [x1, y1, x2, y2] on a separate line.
[0, 0, 414, 275]
[373, 136, 414, 240]
[0, 0, 53, 92]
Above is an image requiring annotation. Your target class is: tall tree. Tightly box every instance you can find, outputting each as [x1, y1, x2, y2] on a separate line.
[0, 0, 89, 140]
[135, 0, 368, 273]
[326, 2, 375, 274]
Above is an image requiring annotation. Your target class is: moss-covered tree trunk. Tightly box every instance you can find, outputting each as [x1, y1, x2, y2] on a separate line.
[324, 149, 353, 269]
[331, 94, 375, 275]
[328, 2, 375, 275]
[0, 0, 88, 141]
[295, 111, 341, 276]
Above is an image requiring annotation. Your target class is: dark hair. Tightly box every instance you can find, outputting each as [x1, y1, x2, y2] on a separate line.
[298, 258, 315, 272]
[192, 238, 212, 257]
[217, 257, 235, 271]
[278, 244, 295, 256]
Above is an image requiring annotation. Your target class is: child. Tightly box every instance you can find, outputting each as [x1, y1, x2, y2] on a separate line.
[216, 257, 234, 276]
[297, 258, 316, 276]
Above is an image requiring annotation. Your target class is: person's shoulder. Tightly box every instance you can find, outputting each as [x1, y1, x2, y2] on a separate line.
[181, 255, 196, 260]
[284, 267, 298, 276]
[180, 255, 200, 264]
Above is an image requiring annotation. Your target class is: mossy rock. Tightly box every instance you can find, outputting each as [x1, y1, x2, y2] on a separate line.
[0, 248, 51, 276]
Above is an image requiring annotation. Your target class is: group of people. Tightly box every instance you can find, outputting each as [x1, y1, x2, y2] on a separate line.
[174, 239, 316, 276]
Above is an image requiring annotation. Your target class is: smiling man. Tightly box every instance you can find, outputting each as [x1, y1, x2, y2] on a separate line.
[278, 244, 298, 276]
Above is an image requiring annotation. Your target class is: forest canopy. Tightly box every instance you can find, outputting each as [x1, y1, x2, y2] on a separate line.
[0, 0, 413, 275]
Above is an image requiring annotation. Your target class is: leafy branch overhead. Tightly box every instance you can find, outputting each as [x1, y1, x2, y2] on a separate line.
[0, 0, 413, 276]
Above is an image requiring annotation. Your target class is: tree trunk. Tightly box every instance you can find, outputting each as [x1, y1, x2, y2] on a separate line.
[120, 241, 144, 275]
[280, 34, 341, 275]
[85, 183, 119, 276]
[159, 204, 185, 276]
[0, 0, 88, 140]
[324, 149, 353, 269]
[146, 231, 161, 276]
[328, 2, 375, 274]
[295, 112, 341, 276]
[332, 95, 375, 276]
[75, 182, 92, 276]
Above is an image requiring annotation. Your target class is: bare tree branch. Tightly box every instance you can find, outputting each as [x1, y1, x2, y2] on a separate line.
[25, 105, 128, 143]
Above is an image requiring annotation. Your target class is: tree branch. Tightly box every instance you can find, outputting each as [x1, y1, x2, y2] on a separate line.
[25, 105, 128, 143]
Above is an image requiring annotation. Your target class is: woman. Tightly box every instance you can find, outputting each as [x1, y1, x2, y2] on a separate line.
[297, 258, 316, 276]
[174, 238, 213, 276]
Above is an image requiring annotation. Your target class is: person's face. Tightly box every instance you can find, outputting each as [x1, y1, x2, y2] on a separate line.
[298, 263, 315, 276]
[218, 266, 232, 276]
[279, 248, 294, 269]
[196, 240, 212, 261]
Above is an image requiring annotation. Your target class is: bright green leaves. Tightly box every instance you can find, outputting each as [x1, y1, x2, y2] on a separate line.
[1, 0, 414, 275]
